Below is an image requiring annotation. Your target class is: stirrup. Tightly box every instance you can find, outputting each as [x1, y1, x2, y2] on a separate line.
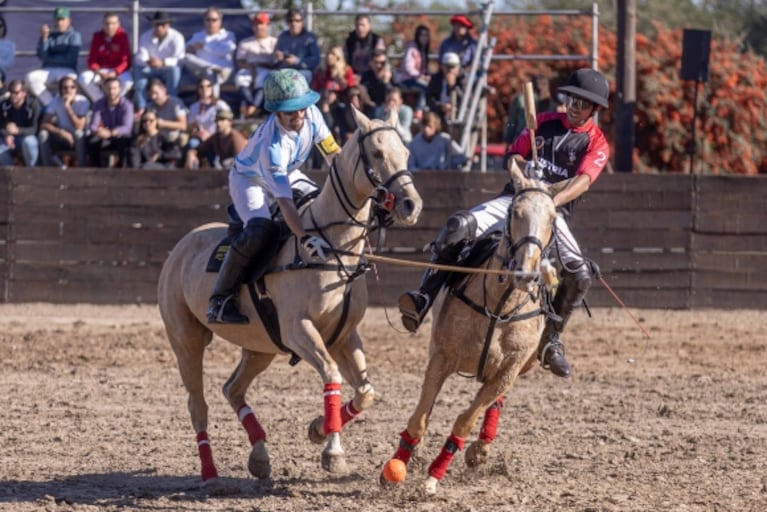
[207, 295, 249, 324]
[539, 339, 571, 378]
[398, 291, 430, 333]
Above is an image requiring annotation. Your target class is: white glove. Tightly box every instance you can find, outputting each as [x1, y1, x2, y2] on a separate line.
[301, 235, 332, 261]
[524, 159, 545, 180]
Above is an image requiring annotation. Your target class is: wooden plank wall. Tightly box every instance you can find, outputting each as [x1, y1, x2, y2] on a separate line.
[1, 168, 766, 308]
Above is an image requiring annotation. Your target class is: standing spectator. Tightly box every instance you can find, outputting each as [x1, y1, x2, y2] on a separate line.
[130, 110, 181, 169]
[273, 9, 320, 84]
[146, 78, 188, 146]
[425, 52, 466, 130]
[374, 87, 413, 144]
[234, 12, 277, 118]
[187, 77, 231, 153]
[0, 80, 42, 166]
[311, 46, 355, 98]
[359, 49, 397, 108]
[87, 77, 133, 167]
[343, 14, 385, 78]
[185, 109, 246, 170]
[438, 14, 477, 70]
[26, 7, 81, 107]
[396, 25, 431, 118]
[78, 12, 133, 103]
[133, 11, 186, 113]
[407, 112, 464, 170]
[38, 76, 90, 168]
[183, 7, 237, 98]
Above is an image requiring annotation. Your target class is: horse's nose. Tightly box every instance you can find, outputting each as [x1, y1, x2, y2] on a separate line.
[514, 271, 540, 292]
[400, 197, 420, 219]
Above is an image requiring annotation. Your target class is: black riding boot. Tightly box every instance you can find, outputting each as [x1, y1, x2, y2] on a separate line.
[207, 218, 279, 324]
[538, 265, 591, 377]
[398, 267, 451, 333]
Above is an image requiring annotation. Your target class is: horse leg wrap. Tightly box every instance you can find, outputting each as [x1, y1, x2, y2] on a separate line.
[393, 429, 421, 464]
[196, 431, 218, 481]
[238, 404, 266, 445]
[340, 400, 360, 427]
[428, 433, 465, 480]
[322, 382, 343, 435]
[479, 396, 505, 443]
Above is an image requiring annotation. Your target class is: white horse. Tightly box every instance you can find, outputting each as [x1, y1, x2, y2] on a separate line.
[158, 109, 422, 484]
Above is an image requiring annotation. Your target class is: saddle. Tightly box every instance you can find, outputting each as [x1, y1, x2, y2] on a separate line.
[444, 232, 502, 290]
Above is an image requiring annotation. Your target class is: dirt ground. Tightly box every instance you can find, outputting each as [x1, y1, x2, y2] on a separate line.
[0, 302, 765, 512]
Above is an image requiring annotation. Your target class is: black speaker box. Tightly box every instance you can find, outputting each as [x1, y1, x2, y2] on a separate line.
[681, 29, 712, 82]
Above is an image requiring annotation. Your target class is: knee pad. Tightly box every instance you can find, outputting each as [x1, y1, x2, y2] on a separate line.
[231, 218, 279, 258]
[562, 262, 592, 293]
[432, 210, 477, 262]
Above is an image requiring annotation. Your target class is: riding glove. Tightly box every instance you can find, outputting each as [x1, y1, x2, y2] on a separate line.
[301, 235, 332, 261]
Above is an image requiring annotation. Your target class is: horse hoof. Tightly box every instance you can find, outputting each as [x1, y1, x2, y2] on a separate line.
[248, 440, 271, 479]
[307, 415, 326, 445]
[423, 476, 438, 495]
[321, 451, 349, 474]
[465, 440, 491, 468]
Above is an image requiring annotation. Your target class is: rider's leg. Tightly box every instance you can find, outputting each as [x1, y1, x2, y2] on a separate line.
[207, 217, 279, 324]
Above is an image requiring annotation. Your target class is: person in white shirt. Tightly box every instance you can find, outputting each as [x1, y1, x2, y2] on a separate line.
[133, 11, 185, 112]
[233, 11, 277, 118]
[207, 68, 341, 324]
[183, 7, 236, 98]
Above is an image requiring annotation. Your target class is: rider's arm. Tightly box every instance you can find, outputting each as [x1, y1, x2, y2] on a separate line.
[552, 174, 591, 207]
[275, 197, 309, 240]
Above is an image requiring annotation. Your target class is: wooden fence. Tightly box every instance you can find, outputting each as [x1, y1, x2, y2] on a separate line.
[1, 168, 765, 308]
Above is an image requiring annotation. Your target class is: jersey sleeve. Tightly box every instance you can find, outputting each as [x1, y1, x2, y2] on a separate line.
[577, 128, 610, 183]
[309, 105, 340, 157]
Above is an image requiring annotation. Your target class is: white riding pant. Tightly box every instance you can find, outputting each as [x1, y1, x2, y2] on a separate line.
[470, 195, 584, 267]
[26, 68, 77, 106]
[77, 70, 134, 102]
[229, 168, 319, 223]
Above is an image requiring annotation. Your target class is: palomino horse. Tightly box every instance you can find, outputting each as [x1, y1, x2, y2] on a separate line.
[383, 161, 570, 494]
[158, 108, 422, 484]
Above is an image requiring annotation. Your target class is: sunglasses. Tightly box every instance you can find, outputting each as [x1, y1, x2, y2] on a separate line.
[566, 95, 593, 111]
[10, 89, 24, 94]
[204, 17, 220, 22]
[61, 85, 76, 90]
[198, 84, 212, 88]
[288, 18, 303, 23]
[142, 118, 157, 122]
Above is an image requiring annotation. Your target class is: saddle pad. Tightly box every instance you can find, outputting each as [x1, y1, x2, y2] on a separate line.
[206, 238, 232, 273]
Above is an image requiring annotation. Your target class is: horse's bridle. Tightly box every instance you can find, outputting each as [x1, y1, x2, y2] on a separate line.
[501, 187, 557, 269]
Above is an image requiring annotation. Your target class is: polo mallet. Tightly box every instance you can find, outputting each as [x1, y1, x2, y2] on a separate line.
[523, 81, 538, 167]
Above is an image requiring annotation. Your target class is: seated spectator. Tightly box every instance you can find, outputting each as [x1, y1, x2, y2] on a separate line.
[234, 12, 277, 118]
[133, 11, 186, 113]
[0, 80, 42, 166]
[187, 77, 231, 154]
[0, 69, 8, 103]
[396, 25, 431, 117]
[311, 46, 355, 98]
[146, 77, 188, 145]
[374, 87, 413, 144]
[344, 14, 386, 78]
[78, 12, 133, 103]
[359, 49, 397, 108]
[38, 76, 90, 168]
[130, 110, 181, 169]
[331, 85, 375, 142]
[407, 112, 465, 170]
[185, 109, 246, 170]
[87, 77, 133, 167]
[183, 7, 236, 97]
[426, 52, 466, 130]
[26, 7, 81, 107]
[273, 9, 320, 84]
[438, 14, 477, 70]
[504, 75, 557, 145]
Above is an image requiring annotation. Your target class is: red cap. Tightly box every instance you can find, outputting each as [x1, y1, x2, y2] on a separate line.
[450, 15, 473, 29]
[252, 12, 270, 24]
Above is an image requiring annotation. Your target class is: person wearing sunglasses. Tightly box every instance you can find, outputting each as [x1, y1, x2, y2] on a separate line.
[398, 68, 611, 381]
[183, 7, 236, 97]
[38, 76, 90, 168]
[272, 9, 320, 85]
[0, 80, 42, 166]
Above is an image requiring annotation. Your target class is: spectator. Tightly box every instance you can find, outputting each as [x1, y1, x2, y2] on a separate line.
[503, 76, 558, 146]
[374, 87, 413, 144]
[311, 45, 355, 97]
[344, 14, 386, 77]
[0, 80, 42, 166]
[438, 14, 477, 70]
[273, 9, 321, 84]
[396, 25, 431, 118]
[130, 109, 181, 169]
[87, 77, 133, 167]
[26, 7, 81, 107]
[426, 52, 467, 130]
[183, 7, 236, 98]
[78, 12, 133, 103]
[359, 48, 396, 108]
[185, 109, 246, 170]
[330, 85, 375, 142]
[234, 12, 277, 118]
[146, 77, 188, 145]
[38, 76, 90, 168]
[187, 77, 231, 154]
[407, 112, 464, 170]
[133, 11, 186, 113]
[0, 69, 8, 102]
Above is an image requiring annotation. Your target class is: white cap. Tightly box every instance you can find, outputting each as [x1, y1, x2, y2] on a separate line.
[441, 52, 460, 66]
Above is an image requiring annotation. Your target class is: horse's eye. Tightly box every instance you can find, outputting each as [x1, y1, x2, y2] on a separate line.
[372, 150, 384, 159]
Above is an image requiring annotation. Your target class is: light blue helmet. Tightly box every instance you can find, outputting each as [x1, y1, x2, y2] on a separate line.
[263, 69, 320, 112]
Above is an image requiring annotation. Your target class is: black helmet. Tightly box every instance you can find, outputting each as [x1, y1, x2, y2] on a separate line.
[557, 68, 609, 108]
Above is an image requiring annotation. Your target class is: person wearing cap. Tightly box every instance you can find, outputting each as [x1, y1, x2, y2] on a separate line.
[425, 51, 466, 130]
[207, 68, 341, 324]
[234, 12, 278, 118]
[133, 11, 186, 112]
[398, 68, 612, 381]
[343, 14, 386, 78]
[438, 14, 477, 70]
[183, 7, 237, 98]
[273, 9, 321, 85]
[78, 12, 133, 103]
[25, 7, 82, 107]
[185, 108, 247, 170]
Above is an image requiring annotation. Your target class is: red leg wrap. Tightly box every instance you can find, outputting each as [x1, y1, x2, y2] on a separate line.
[196, 431, 218, 481]
[238, 404, 266, 445]
[322, 382, 342, 435]
[427, 433, 465, 480]
[340, 400, 360, 427]
[393, 429, 421, 464]
[479, 396, 504, 443]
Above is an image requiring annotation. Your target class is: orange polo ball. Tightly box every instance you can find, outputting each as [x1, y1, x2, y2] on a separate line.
[382, 458, 407, 483]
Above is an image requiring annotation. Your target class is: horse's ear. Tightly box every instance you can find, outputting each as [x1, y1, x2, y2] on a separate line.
[351, 105, 372, 132]
[508, 158, 529, 191]
[386, 107, 397, 128]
